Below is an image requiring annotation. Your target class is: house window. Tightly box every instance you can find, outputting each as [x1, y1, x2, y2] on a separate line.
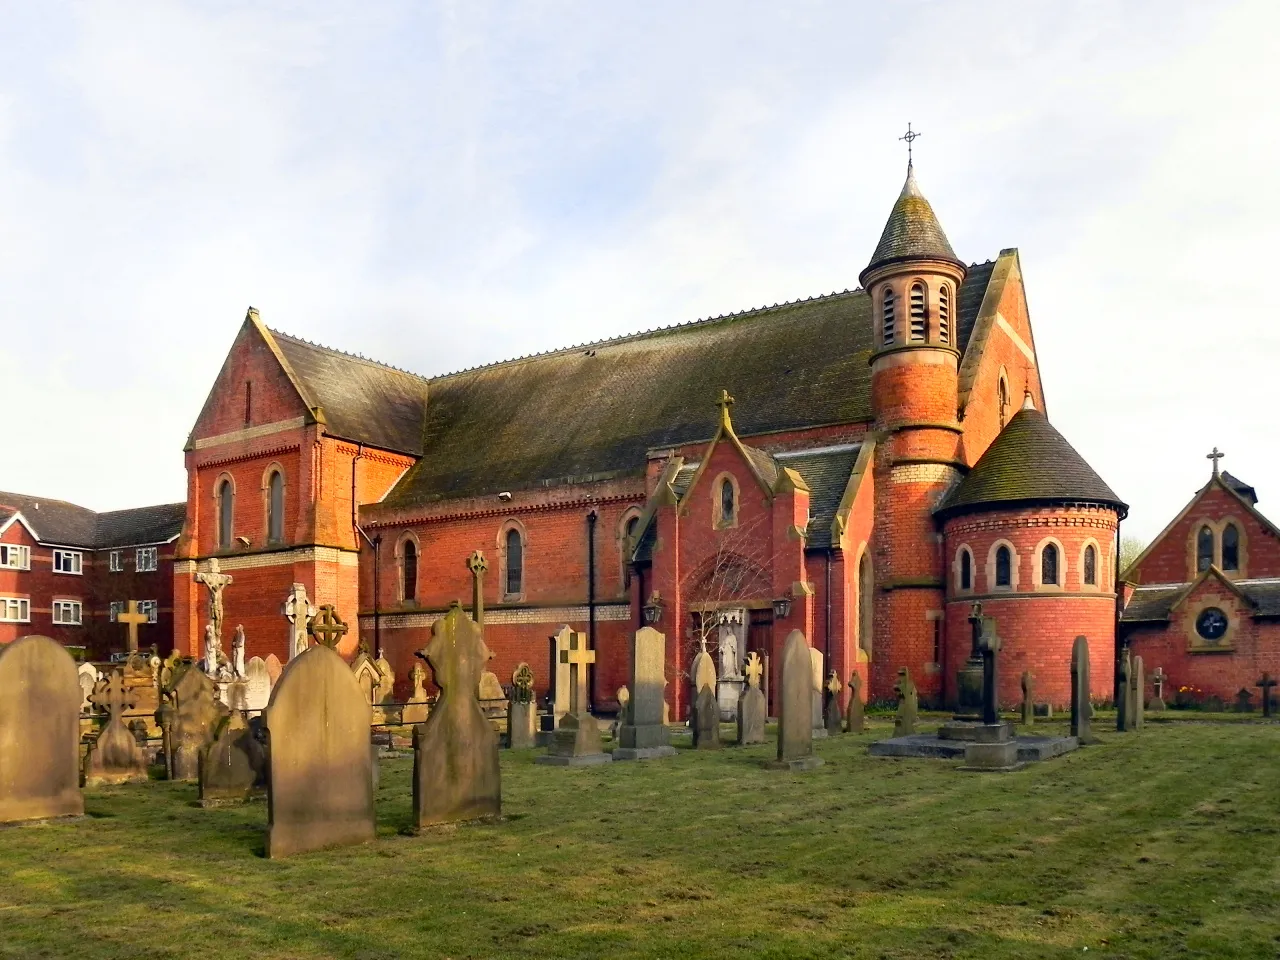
[139, 600, 158, 624]
[909, 282, 926, 341]
[1083, 544, 1097, 586]
[1196, 525, 1214, 572]
[53, 550, 83, 575]
[0, 544, 30, 570]
[995, 546, 1012, 588]
[267, 469, 285, 544]
[505, 528, 523, 596]
[881, 289, 895, 345]
[109, 550, 123, 572]
[52, 600, 82, 625]
[402, 539, 418, 602]
[938, 284, 951, 344]
[218, 479, 234, 549]
[1041, 544, 1059, 585]
[136, 547, 158, 573]
[960, 549, 972, 591]
[1222, 524, 1239, 571]
[0, 597, 30, 622]
[721, 478, 736, 525]
[109, 600, 122, 622]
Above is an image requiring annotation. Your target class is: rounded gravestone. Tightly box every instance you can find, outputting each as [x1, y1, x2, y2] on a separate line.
[0, 635, 84, 823]
[264, 643, 374, 858]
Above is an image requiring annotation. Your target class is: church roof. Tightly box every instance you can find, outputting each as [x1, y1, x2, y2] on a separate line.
[935, 406, 1127, 519]
[378, 262, 998, 509]
[861, 164, 964, 281]
[1122, 577, 1280, 623]
[0, 492, 184, 548]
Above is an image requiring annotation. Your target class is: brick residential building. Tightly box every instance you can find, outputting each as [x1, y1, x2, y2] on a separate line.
[0, 491, 185, 658]
[175, 161, 1125, 712]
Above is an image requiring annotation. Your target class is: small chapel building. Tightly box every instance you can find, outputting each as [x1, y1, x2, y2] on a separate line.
[174, 161, 1125, 714]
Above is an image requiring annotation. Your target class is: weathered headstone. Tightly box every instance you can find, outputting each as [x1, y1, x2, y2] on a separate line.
[736, 651, 767, 745]
[198, 711, 266, 806]
[264, 621, 374, 858]
[0, 635, 84, 823]
[77, 662, 98, 714]
[765, 631, 822, 771]
[693, 684, 722, 749]
[1149, 666, 1167, 711]
[1234, 688, 1254, 713]
[824, 671, 843, 734]
[893, 668, 918, 737]
[1258, 672, 1277, 719]
[373, 653, 397, 722]
[1117, 650, 1133, 732]
[282, 583, 315, 660]
[538, 629, 612, 766]
[845, 672, 865, 734]
[243, 656, 272, 714]
[351, 650, 384, 711]
[169, 665, 228, 781]
[1131, 655, 1145, 732]
[402, 660, 431, 725]
[809, 647, 826, 738]
[264, 653, 283, 686]
[1071, 635, 1098, 744]
[478, 670, 504, 703]
[84, 670, 148, 785]
[1021, 671, 1035, 726]
[508, 662, 536, 749]
[616, 628, 676, 760]
[413, 603, 502, 828]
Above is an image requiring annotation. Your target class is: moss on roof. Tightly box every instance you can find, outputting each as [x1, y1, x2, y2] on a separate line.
[861, 165, 964, 281]
[936, 406, 1127, 519]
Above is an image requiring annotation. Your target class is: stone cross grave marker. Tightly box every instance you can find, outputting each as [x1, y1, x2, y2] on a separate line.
[1258, 672, 1277, 718]
[616, 627, 677, 760]
[824, 671, 843, 734]
[894, 667, 918, 736]
[538, 630, 611, 765]
[1071, 635, 1098, 744]
[467, 550, 488, 626]
[1116, 650, 1132, 732]
[764, 630, 822, 771]
[195, 558, 233, 646]
[1021, 671, 1035, 726]
[413, 602, 501, 828]
[1149, 666, 1167, 711]
[978, 618, 1002, 726]
[282, 583, 315, 660]
[507, 662, 536, 749]
[549, 626, 574, 726]
[84, 669, 148, 785]
[845, 672, 865, 734]
[736, 650, 767, 745]
[308, 604, 349, 649]
[403, 660, 431, 725]
[117, 601, 149, 654]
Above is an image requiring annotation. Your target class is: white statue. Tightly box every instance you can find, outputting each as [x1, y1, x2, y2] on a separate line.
[203, 623, 221, 676]
[195, 558, 233, 646]
[231, 624, 246, 679]
[717, 611, 743, 679]
[283, 582, 316, 660]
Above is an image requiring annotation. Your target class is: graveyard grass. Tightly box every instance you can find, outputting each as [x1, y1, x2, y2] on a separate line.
[3, 718, 1279, 960]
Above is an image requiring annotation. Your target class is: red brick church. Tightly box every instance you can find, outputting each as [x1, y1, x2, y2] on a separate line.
[173, 162, 1127, 713]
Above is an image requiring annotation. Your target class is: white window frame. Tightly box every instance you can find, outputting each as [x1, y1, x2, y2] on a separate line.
[53, 550, 83, 575]
[109, 600, 123, 622]
[135, 546, 158, 573]
[109, 550, 123, 573]
[138, 600, 158, 624]
[0, 544, 31, 570]
[52, 599, 82, 625]
[0, 597, 30, 622]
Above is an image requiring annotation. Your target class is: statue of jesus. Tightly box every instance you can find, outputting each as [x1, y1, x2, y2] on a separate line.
[195, 558, 234, 645]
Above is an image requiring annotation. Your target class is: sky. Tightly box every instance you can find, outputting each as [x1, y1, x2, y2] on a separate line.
[1, 0, 1277, 544]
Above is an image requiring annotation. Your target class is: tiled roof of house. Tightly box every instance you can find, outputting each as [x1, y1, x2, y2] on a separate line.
[935, 406, 1127, 519]
[379, 264, 997, 509]
[95, 502, 186, 547]
[0, 492, 184, 548]
[1122, 578, 1280, 622]
[861, 164, 964, 281]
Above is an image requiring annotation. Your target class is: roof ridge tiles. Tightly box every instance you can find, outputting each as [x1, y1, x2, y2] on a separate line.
[268, 327, 432, 382]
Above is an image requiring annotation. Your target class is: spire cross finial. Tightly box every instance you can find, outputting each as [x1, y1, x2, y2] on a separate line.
[899, 123, 921, 165]
[1207, 446, 1225, 477]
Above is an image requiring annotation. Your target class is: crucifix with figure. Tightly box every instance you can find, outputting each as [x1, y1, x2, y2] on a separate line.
[194, 558, 233, 645]
[561, 633, 596, 717]
[117, 601, 149, 654]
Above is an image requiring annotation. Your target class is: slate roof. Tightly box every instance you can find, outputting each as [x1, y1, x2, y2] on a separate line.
[380, 265, 996, 509]
[935, 406, 1127, 519]
[0, 491, 184, 548]
[271, 331, 430, 457]
[1221, 471, 1258, 505]
[1122, 579, 1280, 623]
[861, 164, 964, 281]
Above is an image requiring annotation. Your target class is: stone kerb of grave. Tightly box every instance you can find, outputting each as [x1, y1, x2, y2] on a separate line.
[263, 639, 374, 859]
[763, 630, 822, 771]
[413, 604, 502, 828]
[0, 635, 85, 824]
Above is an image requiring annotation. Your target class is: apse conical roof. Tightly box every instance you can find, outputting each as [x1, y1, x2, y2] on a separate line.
[860, 163, 964, 283]
[936, 406, 1127, 519]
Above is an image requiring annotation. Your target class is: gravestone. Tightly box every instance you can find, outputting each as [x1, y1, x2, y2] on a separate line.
[537, 629, 612, 765]
[689, 646, 718, 747]
[1116, 651, 1133, 732]
[691, 647, 717, 696]
[282, 582, 315, 660]
[549, 627, 574, 726]
[1131, 655, 1145, 731]
[84, 670, 148, 785]
[243, 656, 272, 714]
[77, 662, 98, 714]
[616, 627, 676, 760]
[764, 630, 822, 771]
[264, 654, 283, 686]
[1149, 666, 1167, 711]
[693, 684, 721, 749]
[169, 665, 228, 781]
[809, 647, 826, 739]
[351, 650, 384, 715]
[0, 635, 84, 823]
[402, 660, 431, 726]
[508, 663, 536, 749]
[845, 672, 865, 734]
[264, 624, 374, 858]
[1071, 635, 1098, 744]
[736, 651, 767, 746]
[198, 711, 266, 806]
[893, 668, 918, 737]
[824, 671, 843, 734]
[1021, 671, 1035, 726]
[413, 603, 501, 828]
[477, 669, 505, 718]
[374, 654, 397, 723]
[1258, 673, 1277, 719]
[1234, 688, 1254, 713]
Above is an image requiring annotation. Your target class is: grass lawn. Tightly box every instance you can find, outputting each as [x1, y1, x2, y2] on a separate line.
[2, 717, 1279, 960]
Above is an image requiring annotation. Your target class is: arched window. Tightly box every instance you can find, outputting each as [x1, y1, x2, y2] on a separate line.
[909, 282, 926, 341]
[1222, 524, 1239, 571]
[1041, 543, 1059, 585]
[402, 539, 417, 601]
[938, 284, 951, 344]
[267, 470, 284, 544]
[622, 515, 639, 588]
[881, 288, 895, 345]
[960, 548, 972, 591]
[998, 375, 1010, 427]
[995, 545, 1012, 587]
[858, 552, 873, 657]
[1196, 525, 1214, 572]
[217, 479, 233, 549]
[505, 527, 523, 595]
[1083, 544, 1097, 586]
[721, 478, 735, 525]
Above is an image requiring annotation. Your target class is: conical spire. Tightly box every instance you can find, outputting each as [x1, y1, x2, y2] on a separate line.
[860, 163, 963, 282]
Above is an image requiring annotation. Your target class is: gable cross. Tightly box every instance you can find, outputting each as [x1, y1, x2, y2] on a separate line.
[1207, 446, 1225, 477]
[117, 600, 149, 654]
[715, 389, 735, 428]
[308, 604, 349, 649]
[467, 550, 488, 626]
[744, 651, 764, 689]
[90, 670, 136, 725]
[560, 632, 596, 716]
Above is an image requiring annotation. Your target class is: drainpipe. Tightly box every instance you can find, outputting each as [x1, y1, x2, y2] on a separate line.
[372, 534, 382, 659]
[587, 509, 598, 712]
[824, 548, 833, 677]
[1114, 514, 1124, 707]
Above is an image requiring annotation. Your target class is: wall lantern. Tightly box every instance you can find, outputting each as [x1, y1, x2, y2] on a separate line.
[772, 595, 792, 620]
[643, 592, 664, 625]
